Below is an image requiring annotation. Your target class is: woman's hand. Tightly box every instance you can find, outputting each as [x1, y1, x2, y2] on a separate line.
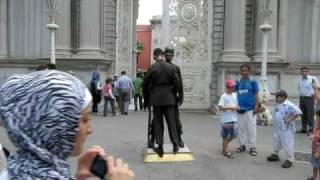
[76, 146, 106, 180]
[76, 146, 134, 180]
[107, 156, 135, 180]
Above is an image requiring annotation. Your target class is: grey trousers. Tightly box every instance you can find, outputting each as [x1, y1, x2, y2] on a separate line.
[119, 89, 131, 114]
[299, 96, 314, 131]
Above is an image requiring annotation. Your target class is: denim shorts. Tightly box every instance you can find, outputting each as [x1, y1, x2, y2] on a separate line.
[220, 122, 238, 139]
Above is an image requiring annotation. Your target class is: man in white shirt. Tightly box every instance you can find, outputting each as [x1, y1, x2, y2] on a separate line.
[298, 66, 320, 133]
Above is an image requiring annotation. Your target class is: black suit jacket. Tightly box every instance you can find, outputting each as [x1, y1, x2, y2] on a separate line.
[142, 61, 179, 106]
[170, 63, 184, 102]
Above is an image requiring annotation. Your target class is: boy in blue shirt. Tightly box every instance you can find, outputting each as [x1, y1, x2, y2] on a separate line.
[267, 89, 302, 168]
[235, 64, 260, 156]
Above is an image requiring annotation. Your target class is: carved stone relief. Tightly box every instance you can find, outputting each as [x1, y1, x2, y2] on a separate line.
[171, 0, 209, 64]
[116, 0, 132, 74]
[175, 0, 210, 108]
[103, 0, 116, 60]
[151, 0, 211, 108]
[169, 0, 178, 16]
[181, 3, 197, 22]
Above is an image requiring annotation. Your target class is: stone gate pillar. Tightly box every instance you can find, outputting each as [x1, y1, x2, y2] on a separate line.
[221, 0, 249, 62]
[311, 0, 320, 63]
[78, 0, 103, 59]
[115, 0, 135, 75]
[0, 0, 8, 58]
[56, 0, 72, 57]
[162, 0, 171, 48]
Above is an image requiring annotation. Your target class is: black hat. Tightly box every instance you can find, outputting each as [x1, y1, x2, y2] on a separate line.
[164, 47, 174, 54]
[153, 48, 164, 56]
[271, 89, 288, 98]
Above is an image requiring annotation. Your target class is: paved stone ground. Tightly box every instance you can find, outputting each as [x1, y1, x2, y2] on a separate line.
[0, 111, 314, 180]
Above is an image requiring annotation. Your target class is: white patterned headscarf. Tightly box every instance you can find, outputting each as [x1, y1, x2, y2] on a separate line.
[0, 70, 92, 180]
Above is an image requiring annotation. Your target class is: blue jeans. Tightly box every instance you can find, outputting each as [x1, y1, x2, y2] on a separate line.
[104, 96, 115, 116]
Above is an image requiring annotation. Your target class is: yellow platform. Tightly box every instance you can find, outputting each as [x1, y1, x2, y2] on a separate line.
[143, 144, 194, 163]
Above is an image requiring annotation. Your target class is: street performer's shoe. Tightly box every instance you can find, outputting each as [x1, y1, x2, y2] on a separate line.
[173, 143, 179, 154]
[178, 137, 185, 148]
[154, 144, 164, 157]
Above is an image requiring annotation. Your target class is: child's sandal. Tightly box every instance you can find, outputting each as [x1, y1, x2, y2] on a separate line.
[249, 148, 257, 156]
[224, 152, 235, 158]
[236, 146, 246, 153]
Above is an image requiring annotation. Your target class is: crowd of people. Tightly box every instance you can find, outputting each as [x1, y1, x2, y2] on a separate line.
[1, 51, 320, 179]
[218, 64, 320, 179]
[90, 69, 146, 117]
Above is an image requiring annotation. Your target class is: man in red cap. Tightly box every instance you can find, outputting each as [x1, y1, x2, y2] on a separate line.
[218, 80, 239, 158]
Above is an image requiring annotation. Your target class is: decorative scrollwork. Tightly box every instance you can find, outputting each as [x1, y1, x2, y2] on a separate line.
[169, 0, 178, 16]
[181, 3, 197, 22]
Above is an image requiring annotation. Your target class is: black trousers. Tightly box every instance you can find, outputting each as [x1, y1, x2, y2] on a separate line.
[300, 96, 315, 131]
[134, 94, 143, 111]
[175, 105, 183, 135]
[153, 105, 179, 145]
[90, 82, 101, 113]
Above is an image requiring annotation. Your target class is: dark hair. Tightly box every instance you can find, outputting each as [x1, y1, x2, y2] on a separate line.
[137, 72, 142, 78]
[300, 66, 309, 71]
[105, 78, 113, 84]
[36, 65, 47, 71]
[316, 109, 320, 117]
[164, 47, 174, 54]
[276, 93, 287, 99]
[121, 71, 126, 75]
[46, 63, 56, 70]
[153, 48, 164, 57]
[240, 63, 251, 71]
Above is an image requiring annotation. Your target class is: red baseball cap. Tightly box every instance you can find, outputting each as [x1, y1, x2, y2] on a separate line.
[225, 80, 236, 87]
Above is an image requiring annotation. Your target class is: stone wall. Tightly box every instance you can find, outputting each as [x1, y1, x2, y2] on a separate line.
[0, 0, 139, 85]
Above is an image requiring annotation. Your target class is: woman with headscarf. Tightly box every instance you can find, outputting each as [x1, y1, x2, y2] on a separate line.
[91, 68, 102, 113]
[0, 70, 134, 180]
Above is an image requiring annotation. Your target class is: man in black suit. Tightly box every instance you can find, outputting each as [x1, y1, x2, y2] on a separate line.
[143, 48, 180, 157]
[164, 47, 185, 148]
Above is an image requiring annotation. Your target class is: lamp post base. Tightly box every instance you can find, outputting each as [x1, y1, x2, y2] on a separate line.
[46, 23, 59, 65]
[258, 79, 272, 126]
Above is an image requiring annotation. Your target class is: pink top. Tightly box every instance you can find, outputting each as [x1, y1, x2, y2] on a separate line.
[103, 84, 114, 98]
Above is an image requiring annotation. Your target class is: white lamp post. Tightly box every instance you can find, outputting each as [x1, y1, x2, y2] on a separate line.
[259, 0, 272, 104]
[46, 0, 59, 64]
